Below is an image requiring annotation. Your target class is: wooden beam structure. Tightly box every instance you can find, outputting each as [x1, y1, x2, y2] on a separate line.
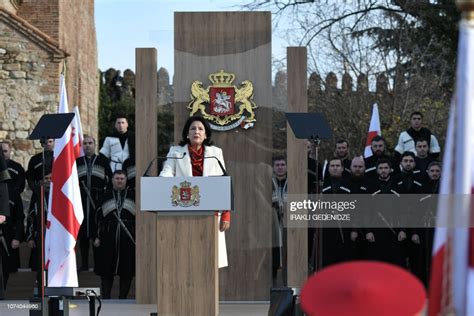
[135, 48, 158, 304]
[286, 47, 308, 287]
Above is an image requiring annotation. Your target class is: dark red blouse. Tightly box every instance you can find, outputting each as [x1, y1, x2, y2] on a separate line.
[189, 145, 230, 222]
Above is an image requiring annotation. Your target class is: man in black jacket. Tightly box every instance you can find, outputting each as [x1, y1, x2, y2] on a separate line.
[365, 158, 405, 267]
[76, 136, 112, 271]
[0, 150, 10, 299]
[94, 170, 135, 299]
[393, 151, 425, 282]
[364, 136, 398, 179]
[321, 157, 353, 267]
[0, 141, 25, 290]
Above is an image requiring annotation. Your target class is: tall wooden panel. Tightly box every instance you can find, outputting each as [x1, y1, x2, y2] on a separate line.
[286, 47, 308, 287]
[174, 12, 273, 300]
[135, 48, 158, 304]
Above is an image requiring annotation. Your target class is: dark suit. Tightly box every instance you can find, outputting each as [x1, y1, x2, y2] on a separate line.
[2, 159, 25, 289]
[0, 151, 11, 299]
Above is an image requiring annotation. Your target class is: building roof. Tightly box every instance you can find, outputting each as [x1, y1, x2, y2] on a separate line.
[0, 7, 68, 61]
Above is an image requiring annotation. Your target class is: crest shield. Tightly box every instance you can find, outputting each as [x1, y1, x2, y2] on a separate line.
[188, 69, 257, 131]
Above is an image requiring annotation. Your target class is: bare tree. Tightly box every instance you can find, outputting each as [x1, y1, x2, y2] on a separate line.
[251, 0, 455, 158]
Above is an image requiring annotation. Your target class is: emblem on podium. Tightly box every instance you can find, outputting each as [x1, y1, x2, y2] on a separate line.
[171, 181, 200, 207]
[188, 69, 257, 131]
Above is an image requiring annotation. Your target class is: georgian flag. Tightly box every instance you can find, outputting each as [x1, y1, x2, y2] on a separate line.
[363, 103, 381, 158]
[428, 20, 474, 316]
[72, 106, 84, 158]
[44, 74, 84, 286]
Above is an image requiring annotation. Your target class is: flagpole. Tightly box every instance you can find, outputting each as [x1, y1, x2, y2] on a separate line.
[451, 3, 474, 316]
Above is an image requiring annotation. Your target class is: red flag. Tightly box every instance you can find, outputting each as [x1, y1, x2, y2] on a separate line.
[44, 74, 84, 286]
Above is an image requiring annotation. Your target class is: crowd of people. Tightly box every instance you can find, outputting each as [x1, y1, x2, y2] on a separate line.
[0, 110, 443, 299]
[0, 114, 136, 299]
[272, 111, 442, 288]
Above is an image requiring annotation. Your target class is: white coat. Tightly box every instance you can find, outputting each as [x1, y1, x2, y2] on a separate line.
[395, 131, 440, 156]
[99, 136, 130, 172]
[159, 144, 228, 268]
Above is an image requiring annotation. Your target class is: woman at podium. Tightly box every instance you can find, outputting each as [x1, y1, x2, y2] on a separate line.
[159, 116, 230, 268]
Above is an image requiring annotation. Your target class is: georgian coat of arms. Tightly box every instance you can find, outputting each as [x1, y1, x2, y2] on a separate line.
[171, 181, 200, 207]
[188, 69, 257, 131]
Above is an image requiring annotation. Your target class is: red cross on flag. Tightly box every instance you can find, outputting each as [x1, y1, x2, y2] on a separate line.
[428, 20, 474, 316]
[44, 74, 84, 286]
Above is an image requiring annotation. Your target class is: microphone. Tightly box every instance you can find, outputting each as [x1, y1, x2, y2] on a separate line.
[142, 152, 187, 177]
[204, 156, 228, 176]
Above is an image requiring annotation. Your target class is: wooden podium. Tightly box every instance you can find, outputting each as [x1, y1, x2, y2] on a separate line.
[141, 176, 232, 316]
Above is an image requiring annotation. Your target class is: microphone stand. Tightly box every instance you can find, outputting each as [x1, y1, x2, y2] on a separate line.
[142, 152, 187, 177]
[309, 135, 322, 273]
[203, 156, 228, 176]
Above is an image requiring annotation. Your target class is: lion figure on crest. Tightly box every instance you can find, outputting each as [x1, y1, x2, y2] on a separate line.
[235, 80, 257, 122]
[188, 81, 209, 116]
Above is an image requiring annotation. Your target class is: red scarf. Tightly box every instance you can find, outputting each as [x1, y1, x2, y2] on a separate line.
[189, 145, 204, 176]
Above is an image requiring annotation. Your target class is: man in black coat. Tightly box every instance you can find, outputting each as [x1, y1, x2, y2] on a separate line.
[26, 173, 51, 279]
[414, 138, 436, 181]
[393, 151, 426, 282]
[417, 161, 441, 287]
[364, 136, 398, 179]
[346, 156, 372, 260]
[26, 139, 54, 191]
[0, 141, 25, 290]
[364, 158, 405, 267]
[321, 157, 353, 267]
[94, 170, 135, 299]
[0, 150, 11, 299]
[76, 136, 112, 271]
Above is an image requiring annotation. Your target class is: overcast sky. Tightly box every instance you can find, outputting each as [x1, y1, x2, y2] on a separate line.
[95, 0, 289, 77]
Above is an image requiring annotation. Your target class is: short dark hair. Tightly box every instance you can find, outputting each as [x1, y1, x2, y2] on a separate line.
[415, 138, 428, 145]
[376, 158, 392, 168]
[410, 111, 423, 119]
[427, 161, 442, 170]
[401, 151, 416, 160]
[328, 157, 342, 165]
[371, 135, 386, 144]
[114, 113, 128, 122]
[179, 116, 213, 147]
[113, 170, 127, 177]
[335, 139, 348, 147]
[272, 155, 286, 165]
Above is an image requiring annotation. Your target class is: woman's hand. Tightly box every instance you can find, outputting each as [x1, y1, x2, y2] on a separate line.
[219, 220, 230, 232]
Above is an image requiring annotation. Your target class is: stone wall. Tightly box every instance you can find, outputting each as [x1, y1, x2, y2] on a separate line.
[0, 0, 98, 167]
[0, 18, 63, 167]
